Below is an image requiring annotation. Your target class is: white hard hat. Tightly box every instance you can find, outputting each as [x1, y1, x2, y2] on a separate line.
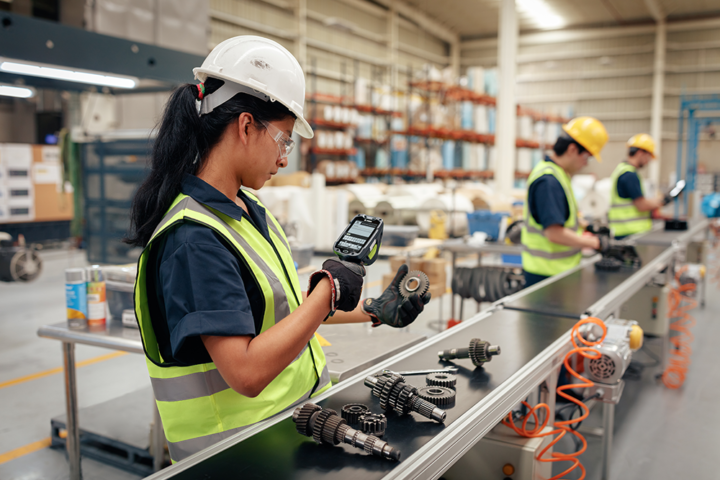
[194, 36, 313, 139]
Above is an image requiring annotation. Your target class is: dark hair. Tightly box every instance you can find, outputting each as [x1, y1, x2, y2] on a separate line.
[552, 135, 587, 157]
[628, 147, 640, 157]
[125, 77, 295, 247]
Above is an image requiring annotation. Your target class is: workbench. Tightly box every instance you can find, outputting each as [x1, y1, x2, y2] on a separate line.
[144, 222, 709, 480]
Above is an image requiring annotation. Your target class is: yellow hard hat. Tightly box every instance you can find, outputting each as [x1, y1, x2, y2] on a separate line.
[627, 133, 656, 158]
[561, 116, 609, 162]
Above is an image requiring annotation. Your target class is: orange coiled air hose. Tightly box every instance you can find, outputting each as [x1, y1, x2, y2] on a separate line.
[661, 266, 697, 389]
[501, 317, 607, 480]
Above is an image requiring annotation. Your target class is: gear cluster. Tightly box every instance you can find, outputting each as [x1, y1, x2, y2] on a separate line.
[292, 403, 400, 461]
[438, 338, 501, 367]
[364, 373, 447, 423]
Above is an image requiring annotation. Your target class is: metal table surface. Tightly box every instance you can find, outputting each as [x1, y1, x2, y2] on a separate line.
[146, 309, 578, 480]
[500, 244, 669, 319]
[633, 219, 709, 246]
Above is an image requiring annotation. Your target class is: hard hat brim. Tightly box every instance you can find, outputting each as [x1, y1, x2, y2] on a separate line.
[194, 69, 314, 139]
[561, 124, 602, 162]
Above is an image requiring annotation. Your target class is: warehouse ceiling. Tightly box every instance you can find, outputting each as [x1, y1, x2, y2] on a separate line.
[402, 0, 720, 40]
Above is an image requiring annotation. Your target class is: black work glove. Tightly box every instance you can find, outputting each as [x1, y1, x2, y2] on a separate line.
[362, 264, 431, 328]
[308, 258, 365, 313]
[662, 193, 673, 206]
[597, 234, 611, 253]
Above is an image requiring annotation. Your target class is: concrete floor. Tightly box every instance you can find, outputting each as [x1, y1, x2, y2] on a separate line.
[0, 248, 717, 479]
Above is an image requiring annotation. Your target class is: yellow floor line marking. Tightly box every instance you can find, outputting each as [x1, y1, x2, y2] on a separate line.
[0, 437, 52, 464]
[0, 351, 128, 390]
[314, 332, 332, 347]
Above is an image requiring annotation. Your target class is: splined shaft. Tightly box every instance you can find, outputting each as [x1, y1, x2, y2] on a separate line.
[438, 338, 501, 367]
[364, 374, 447, 423]
[292, 403, 401, 461]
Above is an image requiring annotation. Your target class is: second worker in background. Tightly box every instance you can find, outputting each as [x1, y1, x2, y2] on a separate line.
[521, 117, 609, 288]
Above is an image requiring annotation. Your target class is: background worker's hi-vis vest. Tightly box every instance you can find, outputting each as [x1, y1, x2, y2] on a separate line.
[521, 161, 583, 276]
[134, 192, 331, 463]
[608, 162, 652, 237]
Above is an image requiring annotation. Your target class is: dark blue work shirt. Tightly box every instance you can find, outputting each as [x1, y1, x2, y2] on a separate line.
[617, 171, 644, 200]
[145, 175, 273, 366]
[528, 157, 569, 229]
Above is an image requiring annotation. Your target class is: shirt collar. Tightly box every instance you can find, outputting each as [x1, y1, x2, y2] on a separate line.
[180, 174, 263, 223]
[544, 155, 557, 165]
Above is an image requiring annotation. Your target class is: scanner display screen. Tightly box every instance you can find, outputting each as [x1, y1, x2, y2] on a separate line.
[336, 219, 379, 253]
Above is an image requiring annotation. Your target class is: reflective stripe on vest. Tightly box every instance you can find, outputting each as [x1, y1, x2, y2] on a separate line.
[521, 161, 582, 276]
[608, 162, 652, 237]
[134, 193, 331, 463]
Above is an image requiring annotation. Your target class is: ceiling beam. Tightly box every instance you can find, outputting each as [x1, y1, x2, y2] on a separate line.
[373, 0, 458, 44]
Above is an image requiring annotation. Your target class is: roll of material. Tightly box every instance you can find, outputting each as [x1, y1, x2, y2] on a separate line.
[417, 194, 473, 236]
[579, 190, 609, 220]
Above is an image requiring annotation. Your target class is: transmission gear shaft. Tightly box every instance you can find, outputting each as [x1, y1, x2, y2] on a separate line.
[364, 374, 447, 423]
[292, 403, 401, 461]
[438, 338, 501, 367]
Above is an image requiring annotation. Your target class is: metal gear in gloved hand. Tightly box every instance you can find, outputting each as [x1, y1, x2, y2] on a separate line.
[363, 264, 431, 328]
[417, 386, 456, 406]
[399, 271, 429, 299]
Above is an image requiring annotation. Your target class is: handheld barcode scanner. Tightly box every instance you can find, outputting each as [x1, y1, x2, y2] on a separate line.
[333, 214, 384, 268]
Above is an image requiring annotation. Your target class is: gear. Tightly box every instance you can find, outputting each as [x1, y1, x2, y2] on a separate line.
[595, 257, 622, 271]
[312, 409, 337, 444]
[379, 374, 404, 411]
[426, 372, 457, 388]
[417, 386, 456, 406]
[341, 404, 369, 424]
[321, 415, 347, 445]
[399, 271, 430, 299]
[394, 385, 417, 416]
[359, 413, 387, 437]
[293, 403, 322, 436]
[469, 338, 490, 366]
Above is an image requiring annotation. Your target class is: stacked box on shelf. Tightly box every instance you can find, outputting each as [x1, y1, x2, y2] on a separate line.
[0, 144, 34, 223]
[82, 139, 151, 264]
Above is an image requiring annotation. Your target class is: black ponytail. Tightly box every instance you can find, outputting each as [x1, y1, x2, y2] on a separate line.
[125, 77, 295, 247]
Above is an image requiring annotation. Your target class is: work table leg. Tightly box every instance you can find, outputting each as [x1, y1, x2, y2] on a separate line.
[62, 341, 82, 480]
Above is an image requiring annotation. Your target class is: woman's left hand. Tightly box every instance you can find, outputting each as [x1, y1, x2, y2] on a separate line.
[362, 264, 431, 328]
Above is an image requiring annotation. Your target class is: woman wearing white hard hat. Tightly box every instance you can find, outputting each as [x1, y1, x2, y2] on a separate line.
[127, 36, 429, 463]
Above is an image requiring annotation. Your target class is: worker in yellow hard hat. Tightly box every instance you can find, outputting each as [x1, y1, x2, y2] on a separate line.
[608, 134, 670, 239]
[521, 117, 609, 287]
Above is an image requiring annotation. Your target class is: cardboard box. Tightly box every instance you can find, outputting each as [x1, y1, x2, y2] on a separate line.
[32, 145, 74, 222]
[390, 256, 406, 272]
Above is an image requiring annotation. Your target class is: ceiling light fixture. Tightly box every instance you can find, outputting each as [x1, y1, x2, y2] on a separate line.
[0, 60, 137, 89]
[516, 0, 566, 30]
[0, 84, 36, 99]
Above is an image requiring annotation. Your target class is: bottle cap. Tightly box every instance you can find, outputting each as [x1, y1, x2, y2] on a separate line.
[65, 268, 86, 283]
[86, 265, 104, 282]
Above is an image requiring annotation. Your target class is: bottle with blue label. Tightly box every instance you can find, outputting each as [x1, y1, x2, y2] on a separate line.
[65, 268, 87, 329]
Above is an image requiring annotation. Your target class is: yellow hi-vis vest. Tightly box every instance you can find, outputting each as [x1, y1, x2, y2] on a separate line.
[521, 161, 582, 276]
[134, 192, 331, 463]
[608, 162, 652, 238]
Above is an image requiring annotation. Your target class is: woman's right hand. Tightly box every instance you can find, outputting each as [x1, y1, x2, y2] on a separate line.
[308, 258, 365, 312]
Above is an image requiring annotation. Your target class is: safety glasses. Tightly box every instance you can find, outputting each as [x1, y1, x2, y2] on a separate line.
[259, 120, 294, 159]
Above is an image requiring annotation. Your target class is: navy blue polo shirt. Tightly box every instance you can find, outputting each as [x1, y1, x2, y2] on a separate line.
[528, 157, 570, 229]
[145, 175, 273, 366]
[617, 171, 644, 200]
